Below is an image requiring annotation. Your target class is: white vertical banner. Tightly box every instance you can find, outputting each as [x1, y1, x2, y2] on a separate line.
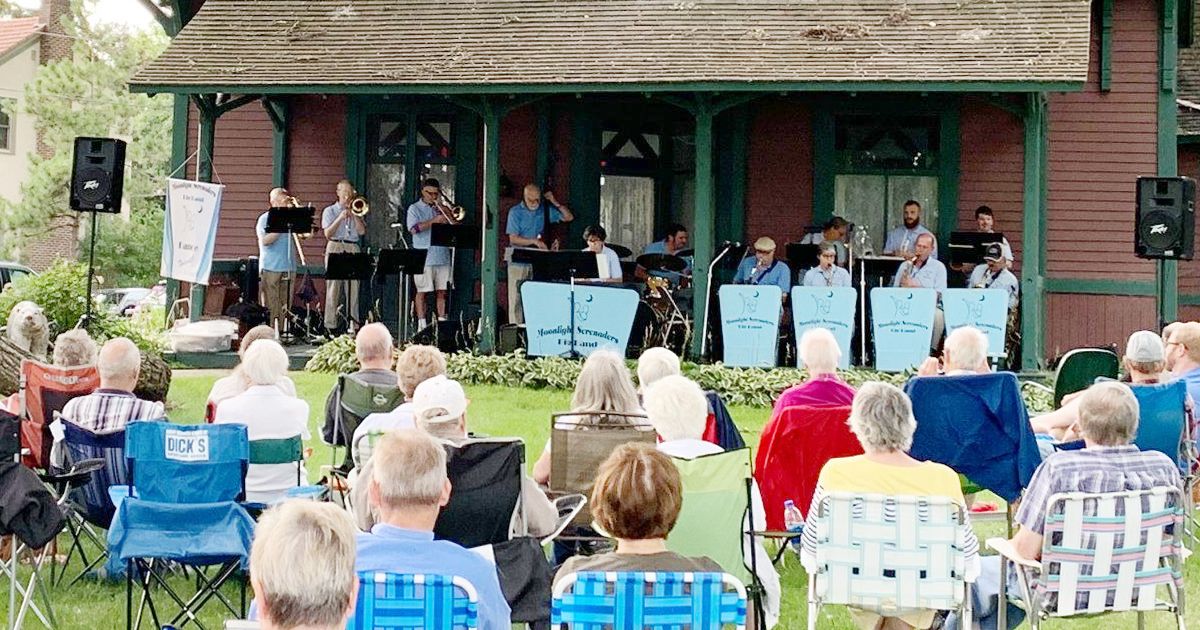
[161, 177, 224, 285]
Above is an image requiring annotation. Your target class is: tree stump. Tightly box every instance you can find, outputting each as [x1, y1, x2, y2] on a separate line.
[0, 333, 172, 402]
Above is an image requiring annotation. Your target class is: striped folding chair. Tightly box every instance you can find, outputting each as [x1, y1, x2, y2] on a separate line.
[803, 492, 975, 630]
[987, 487, 1187, 630]
[347, 572, 479, 630]
[551, 571, 748, 629]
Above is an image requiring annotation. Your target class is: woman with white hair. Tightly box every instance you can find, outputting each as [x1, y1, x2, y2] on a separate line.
[215, 339, 310, 504]
[799, 381, 979, 630]
[645, 375, 781, 628]
[206, 325, 297, 421]
[770, 328, 855, 418]
[637, 346, 681, 391]
[532, 349, 646, 484]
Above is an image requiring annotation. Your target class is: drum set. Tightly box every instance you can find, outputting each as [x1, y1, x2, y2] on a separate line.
[626, 249, 693, 356]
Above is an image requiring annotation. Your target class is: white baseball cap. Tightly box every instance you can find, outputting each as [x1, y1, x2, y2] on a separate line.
[412, 375, 468, 424]
[1125, 330, 1165, 363]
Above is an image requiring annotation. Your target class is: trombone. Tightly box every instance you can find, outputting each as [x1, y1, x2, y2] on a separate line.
[435, 191, 465, 223]
[286, 196, 310, 266]
[350, 196, 370, 217]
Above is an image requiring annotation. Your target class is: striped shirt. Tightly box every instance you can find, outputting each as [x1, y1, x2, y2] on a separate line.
[60, 389, 165, 435]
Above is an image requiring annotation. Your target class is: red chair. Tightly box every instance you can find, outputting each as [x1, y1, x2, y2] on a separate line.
[754, 405, 861, 529]
[19, 359, 99, 469]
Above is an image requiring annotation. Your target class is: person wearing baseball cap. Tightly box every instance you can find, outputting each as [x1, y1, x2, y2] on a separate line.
[967, 242, 1019, 310]
[732, 236, 792, 299]
[410, 375, 558, 538]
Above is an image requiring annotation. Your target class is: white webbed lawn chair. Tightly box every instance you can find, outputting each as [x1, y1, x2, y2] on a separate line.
[803, 492, 976, 630]
[988, 487, 1187, 630]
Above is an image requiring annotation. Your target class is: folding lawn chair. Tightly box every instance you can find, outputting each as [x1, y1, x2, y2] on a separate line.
[108, 421, 256, 630]
[548, 412, 656, 530]
[54, 422, 127, 585]
[329, 374, 404, 471]
[552, 571, 748, 629]
[347, 572, 480, 630]
[1024, 348, 1120, 408]
[1, 453, 66, 630]
[18, 359, 99, 470]
[803, 492, 975, 630]
[704, 391, 745, 450]
[987, 487, 1186, 630]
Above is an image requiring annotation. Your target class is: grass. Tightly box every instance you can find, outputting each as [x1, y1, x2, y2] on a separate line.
[2, 370, 1197, 629]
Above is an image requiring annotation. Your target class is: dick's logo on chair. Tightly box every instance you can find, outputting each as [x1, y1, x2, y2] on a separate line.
[165, 429, 210, 462]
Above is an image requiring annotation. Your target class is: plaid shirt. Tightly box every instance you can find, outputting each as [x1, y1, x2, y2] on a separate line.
[60, 389, 165, 435]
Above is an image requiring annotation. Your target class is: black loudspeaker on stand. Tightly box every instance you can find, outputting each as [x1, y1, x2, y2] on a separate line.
[1135, 176, 1195, 260]
[70, 137, 127, 329]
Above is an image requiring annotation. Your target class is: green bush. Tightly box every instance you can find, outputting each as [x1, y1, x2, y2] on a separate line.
[307, 343, 1054, 413]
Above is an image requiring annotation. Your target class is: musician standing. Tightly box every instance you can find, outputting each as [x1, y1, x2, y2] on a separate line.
[256, 187, 296, 328]
[892, 233, 947, 349]
[505, 183, 574, 325]
[883, 200, 937, 259]
[732, 237, 791, 300]
[321, 179, 366, 335]
[801, 244, 852, 287]
[407, 178, 453, 329]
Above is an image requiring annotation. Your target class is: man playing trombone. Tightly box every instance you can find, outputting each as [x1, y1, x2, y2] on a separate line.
[407, 178, 455, 329]
[257, 187, 298, 328]
[322, 179, 367, 335]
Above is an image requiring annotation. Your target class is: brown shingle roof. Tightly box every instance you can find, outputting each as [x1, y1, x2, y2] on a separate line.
[130, 0, 1091, 92]
[0, 17, 42, 60]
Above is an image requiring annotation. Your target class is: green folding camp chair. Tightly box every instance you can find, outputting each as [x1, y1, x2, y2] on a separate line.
[332, 374, 404, 471]
[1050, 348, 1120, 408]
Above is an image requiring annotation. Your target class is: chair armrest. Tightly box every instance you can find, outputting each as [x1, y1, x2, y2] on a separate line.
[541, 494, 587, 545]
[1021, 381, 1052, 395]
[986, 537, 1042, 570]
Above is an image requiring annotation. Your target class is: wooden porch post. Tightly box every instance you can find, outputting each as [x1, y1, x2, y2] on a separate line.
[1158, 0, 1180, 326]
[479, 102, 503, 353]
[264, 98, 290, 188]
[1021, 93, 1048, 371]
[190, 94, 217, 322]
[691, 96, 715, 359]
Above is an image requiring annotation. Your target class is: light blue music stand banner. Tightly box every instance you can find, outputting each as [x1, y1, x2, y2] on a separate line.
[791, 287, 857, 369]
[943, 289, 1009, 357]
[521, 282, 639, 357]
[719, 285, 782, 368]
[870, 288, 937, 372]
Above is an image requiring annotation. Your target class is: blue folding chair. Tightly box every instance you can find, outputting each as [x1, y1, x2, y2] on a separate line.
[1129, 380, 1193, 472]
[552, 571, 747, 629]
[347, 572, 479, 630]
[57, 422, 128, 585]
[107, 421, 255, 630]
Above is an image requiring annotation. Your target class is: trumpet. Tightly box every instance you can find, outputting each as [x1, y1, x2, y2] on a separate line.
[350, 196, 370, 217]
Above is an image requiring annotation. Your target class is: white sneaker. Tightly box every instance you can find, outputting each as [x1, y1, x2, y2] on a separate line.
[418, 318, 429, 330]
[437, 315, 448, 322]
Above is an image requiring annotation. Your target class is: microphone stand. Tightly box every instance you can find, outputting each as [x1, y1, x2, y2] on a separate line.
[564, 267, 581, 359]
[700, 242, 742, 360]
[390, 220, 413, 341]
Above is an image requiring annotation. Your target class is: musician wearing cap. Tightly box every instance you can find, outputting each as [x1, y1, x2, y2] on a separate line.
[801, 243, 852, 288]
[257, 187, 298, 329]
[800, 216, 850, 266]
[505, 183, 575, 325]
[407, 178, 454, 330]
[883, 200, 937, 259]
[968, 243, 1019, 309]
[322, 179, 367, 335]
[975, 206, 1013, 268]
[581, 225, 623, 284]
[892, 232, 947, 349]
[733, 237, 791, 299]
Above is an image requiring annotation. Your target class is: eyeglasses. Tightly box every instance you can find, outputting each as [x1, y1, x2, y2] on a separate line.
[755, 249, 773, 255]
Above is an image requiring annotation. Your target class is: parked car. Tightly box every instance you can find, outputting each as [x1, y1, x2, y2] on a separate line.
[0, 261, 35, 291]
[95, 287, 152, 317]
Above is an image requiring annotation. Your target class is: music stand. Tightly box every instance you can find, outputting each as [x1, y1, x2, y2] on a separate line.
[378, 248, 427, 340]
[513, 249, 600, 358]
[854, 255, 906, 366]
[326, 252, 374, 331]
[431, 224, 480, 320]
[264, 207, 315, 337]
[785, 243, 821, 280]
[948, 231, 1005, 266]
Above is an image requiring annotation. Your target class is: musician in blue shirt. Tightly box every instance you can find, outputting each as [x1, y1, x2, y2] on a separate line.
[801, 244, 852, 288]
[732, 237, 792, 300]
[883, 200, 937, 260]
[505, 183, 574, 325]
[967, 243, 1020, 309]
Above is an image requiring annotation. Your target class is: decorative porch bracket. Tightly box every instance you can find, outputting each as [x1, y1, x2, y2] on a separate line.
[1021, 93, 1048, 371]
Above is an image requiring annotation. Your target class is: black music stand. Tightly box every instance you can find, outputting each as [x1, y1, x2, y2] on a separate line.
[514, 249, 600, 358]
[785, 243, 821, 281]
[264, 207, 315, 337]
[948, 231, 1005, 266]
[431, 224, 480, 251]
[326, 252, 374, 331]
[378, 248, 427, 339]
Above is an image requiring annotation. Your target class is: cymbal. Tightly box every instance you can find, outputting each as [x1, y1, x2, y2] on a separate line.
[675, 248, 694, 258]
[608, 243, 633, 259]
[637, 253, 687, 272]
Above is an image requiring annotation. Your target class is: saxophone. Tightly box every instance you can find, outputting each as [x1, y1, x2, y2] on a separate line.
[898, 255, 916, 285]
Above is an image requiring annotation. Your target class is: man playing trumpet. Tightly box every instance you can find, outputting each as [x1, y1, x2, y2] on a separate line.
[407, 178, 455, 329]
[322, 179, 367, 335]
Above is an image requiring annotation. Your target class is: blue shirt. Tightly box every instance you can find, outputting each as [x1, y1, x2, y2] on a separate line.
[505, 202, 561, 240]
[884, 225, 937, 259]
[891, 257, 947, 291]
[732, 257, 791, 295]
[406, 201, 452, 266]
[968, 265, 1020, 309]
[802, 265, 851, 288]
[642, 239, 693, 284]
[256, 211, 295, 273]
[322, 202, 359, 242]
[1178, 367, 1200, 412]
[583, 246, 622, 280]
[356, 525, 510, 630]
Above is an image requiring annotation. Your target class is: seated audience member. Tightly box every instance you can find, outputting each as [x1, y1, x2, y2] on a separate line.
[636, 346, 681, 392]
[251, 502, 358, 630]
[1162, 321, 1182, 359]
[637, 346, 742, 449]
[952, 381, 1182, 630]
[532, 349, 647, 484]
[357, 430, 510, 630]
[413, 374, 558, 538]
[321, 323, 396, 444]
[917, 326, 990, 377]
[1032, 330, 1176, 441]
[2, 328, 98, 414]
[215, 340, 310, 504]
[1168, 321, 1200, 403]
[55, 338, 164, 462]
[351, 344, 447, 463]
[799, 381, 980, 630]
[771, 328, 855, 417]
[644, 375, 781, 628]
[554, 442, 721, 578]
[206, 325, 297, 417]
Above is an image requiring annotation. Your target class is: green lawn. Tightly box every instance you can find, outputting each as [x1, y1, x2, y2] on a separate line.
[2, 370, 1196, 629]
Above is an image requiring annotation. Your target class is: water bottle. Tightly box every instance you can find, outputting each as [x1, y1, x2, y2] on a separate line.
[783, 499, 804, 552]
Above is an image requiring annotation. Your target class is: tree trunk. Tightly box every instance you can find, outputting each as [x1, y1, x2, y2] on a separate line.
[0, 334, 171, 401]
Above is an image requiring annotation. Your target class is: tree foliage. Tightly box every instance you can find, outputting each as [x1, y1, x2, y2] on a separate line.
[0, 1, 32, 18]
[0, 0, 171, 287]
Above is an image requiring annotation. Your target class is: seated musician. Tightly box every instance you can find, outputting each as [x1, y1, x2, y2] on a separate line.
[640, 223, 692, 285]
[891, 233, 946, 350]
[883, 200, 937, 259]
[799, 216, 850, 266]
[581, 225, 623, 284]
[732, 237, 791, 301]
[801, 244, 852, 288]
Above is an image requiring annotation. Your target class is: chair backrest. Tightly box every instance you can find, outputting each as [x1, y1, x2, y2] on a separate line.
[249, 435, 304, 486]
[125, 421, 249, 503]
[434, 438, 524, 547]
[754, 405, 859, 529]
[1128, 380, 1190, 472]
[705, 391, 746, 450]
[63, 421, 127, 528]
[19, 359, 99, 469]
[548, 412, 656, 526]
[1053, 348, 1119, 407]
[1037, 487, 1184, 617]
[336, 374, 404, 468]
[809, 492, 969, 614]
[552, 571, 747, 630]
[668, 448, 752, 584]
[0, 408, 18, 462]
[348, 572, 479, 630]
[906, 372, 1040, 502]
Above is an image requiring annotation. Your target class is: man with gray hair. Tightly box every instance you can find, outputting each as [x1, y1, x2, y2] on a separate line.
[918, 326, 990, 376]
[55, 338, 163, 457]
[251, 501, 358, 630]
[358, 429, 510, 629]
[322, 323, 397, 444]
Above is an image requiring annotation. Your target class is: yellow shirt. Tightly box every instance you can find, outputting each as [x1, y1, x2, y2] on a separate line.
[816, 455, 965, 506]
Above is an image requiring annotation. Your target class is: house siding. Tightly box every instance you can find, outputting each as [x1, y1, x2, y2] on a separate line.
[958, 98, 1026, 274]
[1178, 144, 1200, 295]
[1045, 293, 1157, 358]
[745, 99, 813, 246]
